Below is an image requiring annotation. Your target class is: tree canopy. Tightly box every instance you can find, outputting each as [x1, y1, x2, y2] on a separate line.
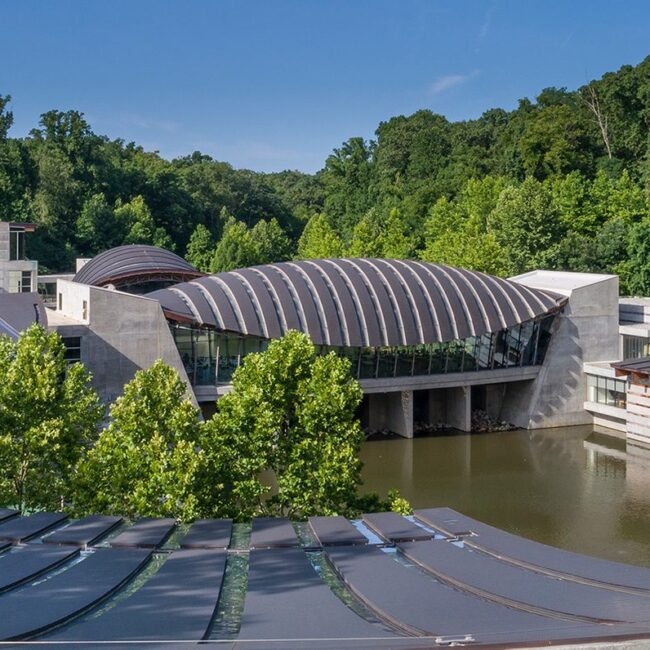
[0, 325, 102, 511]
[197, 331, 365, 520]
[73, 360, 202, 521]
[1, 55, 649, 287]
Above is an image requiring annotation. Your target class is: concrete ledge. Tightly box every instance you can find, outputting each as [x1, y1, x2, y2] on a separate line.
[359, 366, 541, 394]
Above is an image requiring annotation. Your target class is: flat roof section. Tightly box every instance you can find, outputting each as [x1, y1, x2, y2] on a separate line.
[180, 518, 233, 549]
[415, 508, 650, 593]
[110, 518, 176, 549]
[249, 517, 299, 548]
[613, 356, 650, 379]
[239, 547, 397, 643]
[362, 512, 432, 543]
[0, 512, 68, 544]
[324, 545, 623, 645]
[511, 269, 617, 296]
[0, 547, 151, 640]
[309, 516, 368, 546]
[45, 549, 227, 642]
[0, 508, 18, 523]
[0, 545, 79, 593]
[399, 539, 650, 623]
[44, 515, 123, 547]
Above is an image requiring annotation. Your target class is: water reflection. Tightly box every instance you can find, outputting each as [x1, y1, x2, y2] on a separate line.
[360, 426, 650, 568]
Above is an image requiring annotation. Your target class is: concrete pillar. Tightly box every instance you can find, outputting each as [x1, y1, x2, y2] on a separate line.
[484, 383, 506, 420]
[427, 389, 446, 426]
[446, 386, 471, 432]
[368, 390, 414, 438]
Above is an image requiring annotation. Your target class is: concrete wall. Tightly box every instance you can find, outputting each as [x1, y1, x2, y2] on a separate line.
[503, 274, 620, 429]
[626, 382, 650, 446]
[0, 223, 38, 293]
[53, 280, 193, 405]
[367, 391, 414, 438]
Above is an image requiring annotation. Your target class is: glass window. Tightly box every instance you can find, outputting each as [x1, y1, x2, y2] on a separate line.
[492, 330, 508, 369]
[173, 326, 194, 380]
[216, 334, 241, 384]
[395, 347, 414, 376]
[412, 345, 431, 375]
[475, 333, 493, 370]
[535, 316, 555, 364]
[20, 271, 32, 293]
[62, 337, 81, 364]
[358, 348, 377, 379]
[446, 340, 465, 373]
[194, 330, 215, 385]
[586, 374, 626, 408]
[623, 335, 650, 360]
[340, 347, 361, 377]
[587, 374, 598, 402]
[377, 348, 396, 378]
[9, 230, 25, 261]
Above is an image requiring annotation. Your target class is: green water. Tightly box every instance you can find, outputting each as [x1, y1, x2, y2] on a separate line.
[360, 426, 650, 568]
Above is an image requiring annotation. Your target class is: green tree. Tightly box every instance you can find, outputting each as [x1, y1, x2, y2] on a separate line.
[296, 213, 344, 259]
[76, 193, 120, 253]
[490, 177, 565, 274]
[117, 195, 174, 250]
[251, 218, 293, 264]
[380, 208, 415, 258]
[321, 137, 373, 236]
[72, 361, 202, 521]
[519, 102, 593, 179]
[348, 208, 385, 257]
[198, 331, 364, 519]
[185, 223, 215, 272]
[619, 216, 650, 296]
[0, 94, 13, 140]
[349, 205, 416, 259]
[211, 217, 259, 272]
[0, 325, 102, 511]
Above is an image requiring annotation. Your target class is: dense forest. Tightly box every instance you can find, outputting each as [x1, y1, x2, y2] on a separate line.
[1, 56, 650, 293]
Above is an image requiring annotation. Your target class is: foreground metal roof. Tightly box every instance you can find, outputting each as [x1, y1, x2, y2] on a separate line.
[73, 245, 203, 288]
[148, 259, 565, 347]
[0, 292, 47, 340]
[1, 507, 650, 648]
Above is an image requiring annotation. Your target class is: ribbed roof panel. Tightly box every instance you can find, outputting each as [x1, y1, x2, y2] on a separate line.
[148, 259, 566, 346]
[73, 245, 203, 287]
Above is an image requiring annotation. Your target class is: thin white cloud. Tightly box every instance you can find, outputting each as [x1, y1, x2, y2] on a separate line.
[478, 1, 497, 41]
[429, 70, 479, 95]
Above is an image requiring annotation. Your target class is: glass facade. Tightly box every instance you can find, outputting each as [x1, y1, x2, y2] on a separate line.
[171, 314, 555, 387]
[622, 334, 650, 360]
[586, 374, 627, 409]
[9, 229, 25, 261]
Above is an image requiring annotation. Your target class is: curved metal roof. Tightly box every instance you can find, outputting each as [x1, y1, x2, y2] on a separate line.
[147, 259, 565, 347]
[73, 245, 203, 287]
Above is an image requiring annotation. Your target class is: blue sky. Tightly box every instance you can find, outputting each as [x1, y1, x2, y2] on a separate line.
[3, 0, 649, 172]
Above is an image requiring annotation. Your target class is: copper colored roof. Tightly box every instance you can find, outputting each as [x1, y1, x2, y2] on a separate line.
[148, 258, 565, 346]
[73, 245, 203, 287]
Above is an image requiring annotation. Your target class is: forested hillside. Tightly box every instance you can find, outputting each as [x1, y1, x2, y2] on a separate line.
[1, 56, 649, 292]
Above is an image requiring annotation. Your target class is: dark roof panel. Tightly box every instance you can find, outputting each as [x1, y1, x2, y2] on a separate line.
[148, 259, 565, 347]
[0, 292, 47, 340]
[73, 245, 203, 287]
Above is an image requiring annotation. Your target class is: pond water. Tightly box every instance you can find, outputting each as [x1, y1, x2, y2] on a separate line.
[360, 426, 650, 568]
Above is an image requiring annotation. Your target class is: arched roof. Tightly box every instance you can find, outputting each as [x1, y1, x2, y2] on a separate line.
[147, 259, 566, 347]
[73, 245, 203, 287]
